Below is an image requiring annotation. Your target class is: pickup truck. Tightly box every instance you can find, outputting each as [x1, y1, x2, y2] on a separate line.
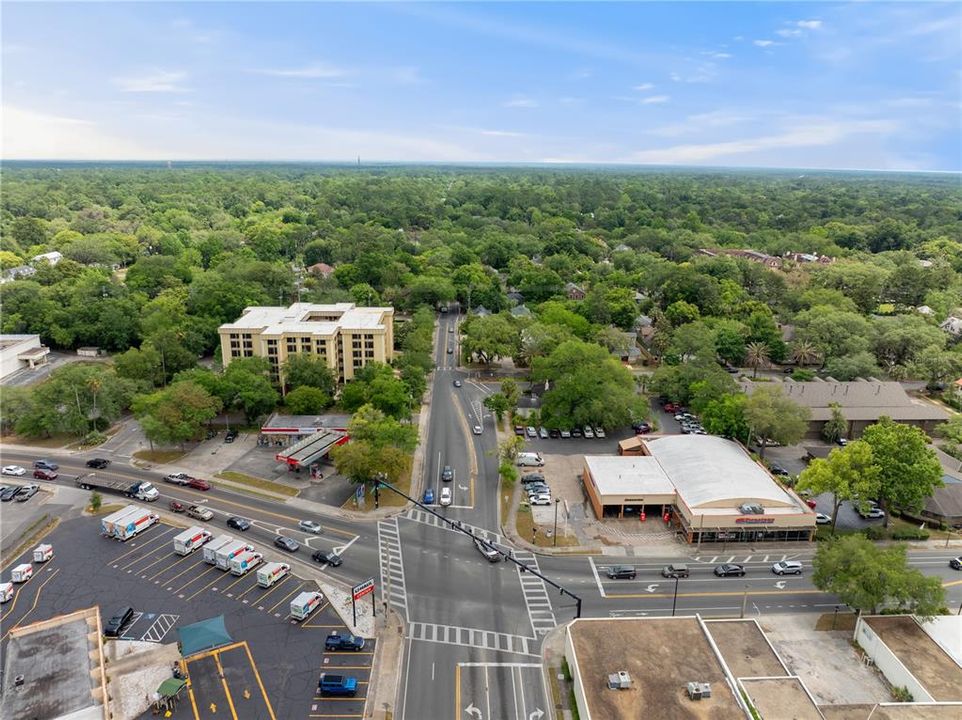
[318, 673, 358, 697]
[164, 473, 195, 486]
[325, 632, 366, 652]
[187, 505, 213, 521]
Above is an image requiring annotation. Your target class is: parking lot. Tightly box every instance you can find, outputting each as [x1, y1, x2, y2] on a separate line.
[0, 515, 375, 720]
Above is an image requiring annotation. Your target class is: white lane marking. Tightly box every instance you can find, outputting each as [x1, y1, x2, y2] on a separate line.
[588, 556, 607, 598]
[332, 535, 359, 556]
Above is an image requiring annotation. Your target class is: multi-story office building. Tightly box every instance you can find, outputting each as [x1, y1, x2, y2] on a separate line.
[218, 303, 394, 386]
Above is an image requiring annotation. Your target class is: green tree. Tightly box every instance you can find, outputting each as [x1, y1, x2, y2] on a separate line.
[797, 441, 879, 534]
[330, 404, 415, 493]
[821, 402, 848, 443]
[500, 378, 520, 409]
[284, 386, 331, 414]
[813, 536, 944, 617]
[861, 417, 943, 525]
[347, 404, 418, 452]
[823, 351, 882, 381]
[222, 357, 279, 424]
[132, 380, 222, 450]
[282, 354, 336, 397]
[664, 300, 700, 327]
[744, 341, 770, 379]
[743, 386, 811, 458]
[460, 314, 519, 365]
[790, 340, 821, 367]
[484, 393, 511, 423]
[909, 347, 962, 390]
[701, 394, 750, 442]
[90, 491, 103, 512]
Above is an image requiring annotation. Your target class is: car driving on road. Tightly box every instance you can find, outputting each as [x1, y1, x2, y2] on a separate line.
[606, 565, 637, 579]
[441, 465, 454, 482]
[661, 563, 689, 578]
[950, 557, 962, 571]
[227, 516, 251, 531]
[34, 459, 59, 471]
[86, 458, 111, 469]
[299, 520, 323, 534]
[164, 473, 194, 486]
[423, 488, 435, 504]
[473, 425, 482, 435]
[33, 468, 58, 481]
[772, 560, 803, 575]
[312, 550, 343, 567]
[439, 487, 452, 506]
[274, 536, 300, 553]
[187, 505, 213, 521]
[713, 563, 746, 577]
[2, 465, 26, 476]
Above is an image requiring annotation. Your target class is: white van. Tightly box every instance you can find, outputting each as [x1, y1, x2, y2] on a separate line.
[516, 452, 544, 467]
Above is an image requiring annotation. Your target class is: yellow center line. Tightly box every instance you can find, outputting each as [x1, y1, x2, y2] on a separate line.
[213, 652, 239, 720]
[607, 588, 827, 600]
[243, 641, 278, 720]
[172, 564, 219, 595]
[2, 568, 61, 641]
[268, 583, 304, 614]
[943, 579, 962, 587]
[454, 663, 461, 720]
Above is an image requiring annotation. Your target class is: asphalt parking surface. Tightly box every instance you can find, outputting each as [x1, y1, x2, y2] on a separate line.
[0, 515, 376, 720]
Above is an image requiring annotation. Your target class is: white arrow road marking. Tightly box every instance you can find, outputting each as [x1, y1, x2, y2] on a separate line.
[774, 580, 787, 589]
[645, 584, 659, 593]
[459, 484, 470, 491]
[332, 535, 359, 556]
[465, 701, 483, 719]
[529, 710, 544, 720]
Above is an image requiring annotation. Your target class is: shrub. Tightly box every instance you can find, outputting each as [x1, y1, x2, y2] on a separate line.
[90, 491, 102, 512]
[891, 686, 913, 702]
[865, 526, 886, 540]
[891, 528, 930, 541]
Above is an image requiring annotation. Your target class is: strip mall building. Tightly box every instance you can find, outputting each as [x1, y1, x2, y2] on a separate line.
[582, 435, 815, 543]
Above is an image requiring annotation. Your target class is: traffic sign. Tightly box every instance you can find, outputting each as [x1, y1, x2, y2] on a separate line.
[352, 578, 375, 600]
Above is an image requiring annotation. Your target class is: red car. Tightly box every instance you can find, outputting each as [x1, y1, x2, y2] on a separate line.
[663, 402, 680, 413]
[169, 500, 185, 513]
[33, 468, 58, 480]
[187, 477, 211, 491]
[805, 499, 817, 509]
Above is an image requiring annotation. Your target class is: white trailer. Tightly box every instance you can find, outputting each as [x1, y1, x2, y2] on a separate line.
[33, 544, 53, 563]
[173, 527, 213, 556]
[229, 551, 263, 576]
[256, 562, 290, 588]
[100, 504, 139, 536]
[202, 535, 234, 565]
[114, 508, 159, 541]
[11, 564, 33, 583]
[290, 591, 324, 620]
[0, 582, 13, 603]
[215, 541, 254, 570]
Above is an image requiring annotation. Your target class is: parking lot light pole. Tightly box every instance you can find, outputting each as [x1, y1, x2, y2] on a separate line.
[671, 576, 680, 617]
[553, 498, 560, 546]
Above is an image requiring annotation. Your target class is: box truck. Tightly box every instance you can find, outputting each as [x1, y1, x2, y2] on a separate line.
[516, 452, 544, 467]
[76, 473, 159, 502]
[290, 591, 324, 620]
[173, 527, 213, 556]
[114, 508, 160, 541]
[0, 582, 13, 603]
[256, 562, 290, 588]
[202, 535, 234, 565]
[101, 504, 139, 536]
[229, 550, 263, 576]
[33, 544, 53, 563]
[11, 564, 33, 583]
[215, 541, 254, 570]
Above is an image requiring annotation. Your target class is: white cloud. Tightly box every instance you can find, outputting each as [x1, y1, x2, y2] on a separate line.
[479, 129, 525, 138]
[113, 70, 189, 93]
[648, 110, 750, 137]
[503, 96, 538, 108]
[669, 63, 719, 83]
[633, 83, 654, 91]
[753, 40, 776, 48]
[249, 63, 350, 79]
[640, 95, 670, 105]
[702, 51, 732, 59]
[797, 20, 823, 30]
[776, 29, 802, 38]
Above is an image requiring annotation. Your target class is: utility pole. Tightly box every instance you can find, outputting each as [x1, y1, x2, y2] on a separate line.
[671, 576, 680, 617]
[553, 498, 560, 547]
[741, 586, 749, 619]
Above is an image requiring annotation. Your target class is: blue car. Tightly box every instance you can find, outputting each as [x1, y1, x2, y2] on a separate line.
[423, 488, 435, 505]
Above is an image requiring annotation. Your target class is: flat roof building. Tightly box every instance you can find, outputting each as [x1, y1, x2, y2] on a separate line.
[0, 333, 50, 381]
[218, 303, 393, 385]
[583, 435, 815, 543]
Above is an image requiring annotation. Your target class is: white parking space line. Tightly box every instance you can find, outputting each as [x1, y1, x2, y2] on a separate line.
[118, 612, 144, 640]
[588, 556, 607, 598]
[141, 613, 179, 642]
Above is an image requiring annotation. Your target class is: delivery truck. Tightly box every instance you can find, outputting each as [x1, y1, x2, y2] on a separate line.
[215, 541, 254, 570]
[202, 535, 234, 565]
[173, 527, 213, 556]
[0, 582, 13, 603]
[114, 508, 160, 541]
[256, 562, 290, 588]
[290, 590, 324, 620]
[101, 504, 139, 537]
[11, 564, 33, 583]
[229, 550, 263, 576]
[33, 544, 53, 563]
[76, 473, 159, 502]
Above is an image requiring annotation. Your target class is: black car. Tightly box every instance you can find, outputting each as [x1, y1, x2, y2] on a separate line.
[205, 428, 217, 440]
[521, 474, 545, 484]
[950, 557, 962, 571]
[227, 516, 251, 531]
[103, 606, 134, 637]
[0, 486, 22, 502]
[274, 535, 299, 552]
[606, 565, 637, 580]
[571, 428, 583, 438]
[86, 457, 111, 469]
[769, 464, 789, 476]
[325, 632, 365, 651]
[714, 563, 746, 577]
[312, 550, 343, 567]
[34, 459, 59, 471]
[548, 428, 560, 438]
[441, 465, 454, 482]
[224, 429, 239, 443]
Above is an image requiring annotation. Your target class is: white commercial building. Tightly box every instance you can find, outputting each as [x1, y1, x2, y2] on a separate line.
[0, 334, 50, 381]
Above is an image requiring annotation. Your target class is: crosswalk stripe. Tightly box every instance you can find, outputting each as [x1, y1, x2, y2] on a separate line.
[377, 518, 409, 622]
[408, 622, 538, 657]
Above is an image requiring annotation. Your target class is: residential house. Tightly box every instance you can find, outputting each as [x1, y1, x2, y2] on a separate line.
[565, 282, 586, 300]
[917, 305, 936, 316]
[939, 316, 962, 338]
[783, 251, 834, 265]
[31, 250, 63, 266]
[306, 262, 335, 279]
[509, 304, 532, 318]
[506, 291, 525, 305]
[0, 265, 36, 284]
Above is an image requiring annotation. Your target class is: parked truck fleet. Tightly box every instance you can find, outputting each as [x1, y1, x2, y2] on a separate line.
[229, 550, 263, 576]
[100, 504, 159, 541]
[173, 527, 213, 556]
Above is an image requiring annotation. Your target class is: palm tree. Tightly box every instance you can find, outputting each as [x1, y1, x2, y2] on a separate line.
[790, 341, 820, 368]
[745, 342, 770, 379]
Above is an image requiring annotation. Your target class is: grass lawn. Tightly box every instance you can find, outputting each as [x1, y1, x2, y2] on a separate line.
[0, 432, 75, 449]
[515, 504, 579, 547]
[815, 515, 958, 542]
[133, 449, 186, 464]
[815, 611, 858, 632]
[341, 469, 412, 511]
[215, 470, 299, 497]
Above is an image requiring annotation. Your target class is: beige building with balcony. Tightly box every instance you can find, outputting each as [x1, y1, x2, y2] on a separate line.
[218, 303, 394, 386]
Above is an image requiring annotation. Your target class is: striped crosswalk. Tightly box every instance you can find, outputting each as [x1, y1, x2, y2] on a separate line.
[512, 550, 557, 636]
[402, 508, 504, 545]
[408, 621, 538, 657]
[377, 518, 409, 621]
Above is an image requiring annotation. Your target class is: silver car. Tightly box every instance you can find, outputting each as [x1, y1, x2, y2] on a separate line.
[299, 520, 323, 534]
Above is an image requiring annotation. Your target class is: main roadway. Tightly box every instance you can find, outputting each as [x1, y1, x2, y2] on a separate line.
[3, 309, 962, 720]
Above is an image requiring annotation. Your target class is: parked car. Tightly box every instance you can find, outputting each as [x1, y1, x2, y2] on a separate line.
[33, 468, 58, 481]
[187, 477, 211, 491]
[529, 494, 551, 506]
[164, 473, 193, 486]
[769, 464, 789, 476]
[274, 535, 300, 553]
[103, 606, 134, 637]
[815, 513, 832, 525]
[205, 428, 217, 440]
[606, 565, 636, 580]
[549, 428, 560, 438]
[2, 465, 26, 476]
[950, 557, 962, 571]
[713, 564, 745, 577]
[594, 427, 606, 438]
[560, 429, 571, 439]
[299, 520, 323, 534]
[583, 426, 595, 439]
[521, 473, 545, 484]
[1, 486, 22, 501]
[806, 499, 817, 509]
[571, 428, 583, 438]
[318, 673, 358, 697]
[835, 437, 848, 447]
[86, 458, 111, 469]
[538, 427, 548, 439]
[661, 563, 689, 578]
[34, 459, 59, 471]
[325, 632, 365, 651]
[187, 505, 213, 521]
[441, 465, 454, 482]
[632, 422, 652, 434]
[439, 487, 452, 506]
[514, 426, 525, 436]
[224, 429, 239, 443]
[526, 426, 537, 438]
[526, 484, 550, 496]
[772, 560, 803, 575]
[473, 425, 482, 435]
[858, 506, 885, 519]
[15, 484, 39, 502]
[423, 488, 435, 505]
[312, 550, 343, 567]
[227, 516, 251, 531]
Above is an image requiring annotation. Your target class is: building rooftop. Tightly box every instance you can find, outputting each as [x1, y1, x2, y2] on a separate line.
[740, 677, 823, 720]
[220, 303, 392, 334]
[0, 334, 40, 351]
[584, 455, 674, 496]
[863, 616, 962, 702]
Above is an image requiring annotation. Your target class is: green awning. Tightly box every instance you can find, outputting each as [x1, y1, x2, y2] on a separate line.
[157, 678, 187, 698]
[177, 615, 233, 657]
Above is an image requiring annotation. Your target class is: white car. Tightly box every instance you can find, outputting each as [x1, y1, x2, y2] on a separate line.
[538, 427, 548, 439]
[439, 487, 452, 506]
[583, 426, 595, 439]
[859, 507, 885, 519]
[299, 520, 322, 534]
[2, 465, 26, 477]
[815, 513, 831, 525]
[473, 425, 482, 435]
[529, 494, 552, 506]
[594, 427, 606, 438]
[526, 426, 537, 438]
[163, 473, 192, 485]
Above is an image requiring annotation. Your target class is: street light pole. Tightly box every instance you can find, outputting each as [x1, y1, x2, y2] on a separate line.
[671, 576, 680, 617]
[553, 498, 560, 546]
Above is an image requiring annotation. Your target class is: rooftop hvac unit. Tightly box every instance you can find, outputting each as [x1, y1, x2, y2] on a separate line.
[607, 671, 632, 690]
[686, 681, 711, 700]
[739, 503, 764, 515]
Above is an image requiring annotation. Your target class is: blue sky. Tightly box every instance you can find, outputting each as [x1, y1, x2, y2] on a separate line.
[3, 2, 960, 170]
